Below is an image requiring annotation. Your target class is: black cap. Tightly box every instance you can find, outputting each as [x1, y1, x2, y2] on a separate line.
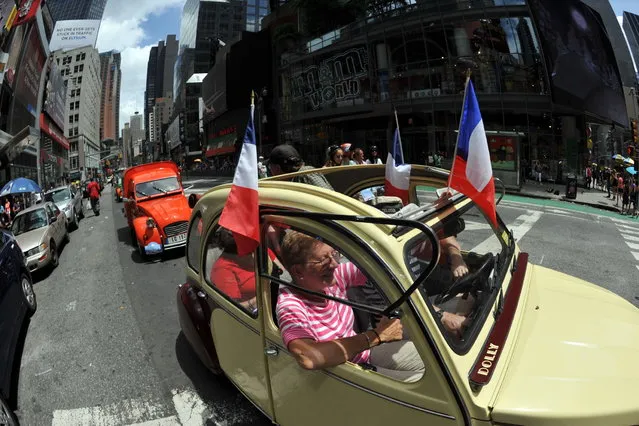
[370, 145, 378, 152]
[268, 145, 302, 167]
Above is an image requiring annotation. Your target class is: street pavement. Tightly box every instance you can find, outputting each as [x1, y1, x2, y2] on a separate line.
[13, 182, 639, 425]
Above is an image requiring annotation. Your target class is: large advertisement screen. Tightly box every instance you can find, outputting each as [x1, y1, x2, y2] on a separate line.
[202, 50, 228, 120]
[49, 19, 101, 51]
[44, 62, 67, 130]
[529, 0, 628, 127]
[15, 26, 45, 117]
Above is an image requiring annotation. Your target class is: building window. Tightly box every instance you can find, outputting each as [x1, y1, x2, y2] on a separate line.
[70, 102, 75, 110]
[74, 65, 78, 73]
[76, 88, 81, 96]
[79, 64, 84, 72]
[74, 114, 79, 122]
[70, 89, 75, 97]
[77, 76, 82, 84]
[74, 127, 79, 136]
[76, 54, 81, 61]
[75, 101, 79, 109]
[69, 115, 74, 123]
[81, 53, 86, 60]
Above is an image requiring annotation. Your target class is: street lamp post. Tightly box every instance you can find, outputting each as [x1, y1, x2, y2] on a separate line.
[254, 87, 268, 156]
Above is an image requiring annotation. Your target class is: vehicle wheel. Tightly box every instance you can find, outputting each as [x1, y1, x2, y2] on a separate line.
[137, 238, 147, 260]
[71, 208, 79, 230]
[0, 395, 18, 426]
[79, 203, 85, 219]
[21, 273, 36, 314]
[64, 226, 70, 243]
[50, 241, 59, 269]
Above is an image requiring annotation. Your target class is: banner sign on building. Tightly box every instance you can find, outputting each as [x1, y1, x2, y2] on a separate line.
[13, 0, 40, 27]
[44, 62, 67, 130]
[166, 115, 181, 151]
[40, 113, 69, 150]
[49, 19, 101, 52]
[15, 26, 45, 116]
[290, 46, 369, 111]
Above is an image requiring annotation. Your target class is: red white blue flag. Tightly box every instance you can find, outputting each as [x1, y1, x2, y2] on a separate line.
[218, 102, 260, 255]
[384, 127, 411, 205]
[449, 79, 497, 227]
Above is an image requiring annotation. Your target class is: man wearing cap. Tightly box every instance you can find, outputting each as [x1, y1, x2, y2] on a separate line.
[267, 144, 333, 190]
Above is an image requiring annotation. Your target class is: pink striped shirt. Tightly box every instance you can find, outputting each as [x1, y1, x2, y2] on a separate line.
[276, 262, 369, 363]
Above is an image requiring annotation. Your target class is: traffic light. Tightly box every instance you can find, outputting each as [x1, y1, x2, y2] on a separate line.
[632, 120, 639, 144]
[628, 144, 635, 157]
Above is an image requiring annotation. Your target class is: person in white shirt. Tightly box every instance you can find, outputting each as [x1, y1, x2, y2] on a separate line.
[365, 146, 383, 165]
[349, 148, 366, 165]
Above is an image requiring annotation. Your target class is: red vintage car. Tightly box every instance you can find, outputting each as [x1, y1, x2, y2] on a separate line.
[123, 161, 191, 257]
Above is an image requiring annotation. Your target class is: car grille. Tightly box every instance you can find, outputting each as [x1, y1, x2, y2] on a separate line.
[164, 221, 188, 238]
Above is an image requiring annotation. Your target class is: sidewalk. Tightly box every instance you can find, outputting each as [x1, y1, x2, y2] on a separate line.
[507, 180, 623, 213]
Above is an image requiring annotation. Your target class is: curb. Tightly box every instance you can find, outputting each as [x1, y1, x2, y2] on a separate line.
[506, 190, 621, 214]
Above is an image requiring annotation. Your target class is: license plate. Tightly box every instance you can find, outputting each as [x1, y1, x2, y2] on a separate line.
[166, 233, 187, 245]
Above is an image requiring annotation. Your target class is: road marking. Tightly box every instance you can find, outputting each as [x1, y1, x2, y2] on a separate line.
[622, 234, 639, 242]
[624, 241, 639, 251]
[35, 368, 52, 376]
[52, 396, 171, 426]
[540, 254, 545, 265]
[632, 252, 639, 262]
[65, 300, 77, 311]
[471, 210, 543, 254]
[616, 222, 639, 231]
[50, 389, 220, 426]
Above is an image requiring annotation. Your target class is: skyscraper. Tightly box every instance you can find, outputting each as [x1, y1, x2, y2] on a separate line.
[99, 51, 122, 146]
[246, 0, 270, 32]
[145, 35, 179, 143]
[623, 11, 639, 73]
[47, 0, 108, 22]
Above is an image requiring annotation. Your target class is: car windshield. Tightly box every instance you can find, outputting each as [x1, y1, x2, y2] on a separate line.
[135, 176, 181, 198]
[45, 188, 71, 203]
[399, 187, 513, 352]
[12, 209, 48, 235]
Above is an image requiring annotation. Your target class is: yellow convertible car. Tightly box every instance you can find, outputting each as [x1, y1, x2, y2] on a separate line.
[177, 164, 639, 425]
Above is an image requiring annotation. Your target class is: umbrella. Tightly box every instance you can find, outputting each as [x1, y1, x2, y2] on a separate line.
[612, 154, 624, 162]
[624, 157, 635, 165]
[0, 177, 41, 196]
[626, 166, 637, 175]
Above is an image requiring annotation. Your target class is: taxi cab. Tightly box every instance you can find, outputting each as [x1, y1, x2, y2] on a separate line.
[123, 161, 191, 257]
[177, 164, 639, 425]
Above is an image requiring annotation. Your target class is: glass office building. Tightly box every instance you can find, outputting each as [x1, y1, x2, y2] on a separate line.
[46, 0, 107, 22]
[247, 0, 270, 32]
[274, 0, 630, 186]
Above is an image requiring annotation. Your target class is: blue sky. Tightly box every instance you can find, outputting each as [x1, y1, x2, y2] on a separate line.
[95, 1, 639, 134]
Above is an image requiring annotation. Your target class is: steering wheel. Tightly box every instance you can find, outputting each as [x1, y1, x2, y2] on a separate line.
[434, 253, 494, 305]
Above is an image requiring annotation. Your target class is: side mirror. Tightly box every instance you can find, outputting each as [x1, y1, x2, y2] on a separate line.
[188, 193, 201, 209]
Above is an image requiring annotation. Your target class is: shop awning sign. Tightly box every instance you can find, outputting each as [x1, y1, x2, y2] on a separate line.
[40, 113, 69, 150]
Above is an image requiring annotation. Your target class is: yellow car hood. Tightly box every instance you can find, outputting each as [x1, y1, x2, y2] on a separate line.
[491, 265, 639, 425]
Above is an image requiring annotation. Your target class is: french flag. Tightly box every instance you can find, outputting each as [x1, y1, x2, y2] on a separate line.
[218, 103, 260, 255]
[449, 79, 497, 227]
[384, 127, 411, 205]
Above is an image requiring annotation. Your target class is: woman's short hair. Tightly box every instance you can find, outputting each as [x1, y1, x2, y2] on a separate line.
[280, 230, 321, 270]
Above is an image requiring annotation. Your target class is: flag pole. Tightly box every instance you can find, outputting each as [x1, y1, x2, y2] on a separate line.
[394, 108, 404, 161]
[447, 69, 472, 192]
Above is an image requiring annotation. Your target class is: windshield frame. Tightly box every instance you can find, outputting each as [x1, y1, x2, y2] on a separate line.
[134, 176, 182, 200]
[11, 208, 49, 235]
[401, 196, 514, 355]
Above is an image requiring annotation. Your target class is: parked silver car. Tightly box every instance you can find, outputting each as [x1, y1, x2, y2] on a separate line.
[44, 185, 84, 230]
[11, 202, 68, 272]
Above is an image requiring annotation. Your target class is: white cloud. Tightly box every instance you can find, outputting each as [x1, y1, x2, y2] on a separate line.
[95, 0, 185, 136]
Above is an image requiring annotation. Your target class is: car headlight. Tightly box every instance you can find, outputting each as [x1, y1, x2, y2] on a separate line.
[25, 243, 47, 257]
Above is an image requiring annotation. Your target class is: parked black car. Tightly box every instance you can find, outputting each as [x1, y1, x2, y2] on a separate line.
[0, 229, 37, 425]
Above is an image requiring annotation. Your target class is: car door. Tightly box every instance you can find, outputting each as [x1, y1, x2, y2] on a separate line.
[0, 232, 21, 375]
[196, 218, 273, 419]
[46, 204, 62, 244]
[258, 214, 466, 426]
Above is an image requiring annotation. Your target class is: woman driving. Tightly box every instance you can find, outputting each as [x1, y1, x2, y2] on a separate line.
[276, 230, 468, 382]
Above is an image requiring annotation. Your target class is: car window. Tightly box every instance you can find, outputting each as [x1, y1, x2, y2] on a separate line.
[203, 224, 258, 317]
[45, 188, 71, 203]
[12, 209, 48, 235]
[135, 177, 180, 198]
[187, 212, 203, 273]
[262, 223, 429, 383]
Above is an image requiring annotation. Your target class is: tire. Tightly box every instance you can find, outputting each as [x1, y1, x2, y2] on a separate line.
[137, 238, 147, 260]
[21, 273, 36, 314]
[79, 202, 85, 219]
[49, 241, 59, 269]
[0, 395, 18, 426]
[71, 208, 78, 230]
[64, 226, 70, 244]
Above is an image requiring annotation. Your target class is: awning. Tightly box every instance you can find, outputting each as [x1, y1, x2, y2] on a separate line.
[40, 114, 70, 150]
[205, 133, 236, 157]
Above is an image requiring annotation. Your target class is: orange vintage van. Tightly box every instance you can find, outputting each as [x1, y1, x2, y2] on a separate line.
[123, 161, 191, 257]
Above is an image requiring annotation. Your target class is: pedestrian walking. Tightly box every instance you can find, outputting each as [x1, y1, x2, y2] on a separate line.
[616, 173, 624, 207]
[631, 179, 638, 218]
[585, 166, 592, 189]
[534, 161, 542, 185]
[604, 168, 611, 197]
[611, 171, 618, 201]
[622, 179, 630, 214]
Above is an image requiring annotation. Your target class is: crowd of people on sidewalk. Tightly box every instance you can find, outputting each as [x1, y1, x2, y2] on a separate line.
[585, 165, 638, 218]
[0, 194, 31, 228]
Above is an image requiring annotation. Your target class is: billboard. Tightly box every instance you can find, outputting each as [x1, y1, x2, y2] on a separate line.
[166, 115, 181, 151]
[15, 26, 45, 116]
[13, 0, 40, 27]
[529, 0, 628, 127]
[44, 62, 67, 130]
[202, 50, 228, 120]
[49, 19, 101, 52]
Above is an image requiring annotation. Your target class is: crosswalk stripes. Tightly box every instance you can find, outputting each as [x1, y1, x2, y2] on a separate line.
[612, 219, 639, 264]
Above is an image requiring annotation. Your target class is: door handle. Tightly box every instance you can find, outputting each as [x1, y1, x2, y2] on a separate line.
[264, 346, 279, 357]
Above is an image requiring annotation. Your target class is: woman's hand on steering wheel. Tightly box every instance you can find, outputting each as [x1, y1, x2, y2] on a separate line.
[441, 312, 469, 338]
[450, 256, 469, 279]
[374, 316, 403, 344]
